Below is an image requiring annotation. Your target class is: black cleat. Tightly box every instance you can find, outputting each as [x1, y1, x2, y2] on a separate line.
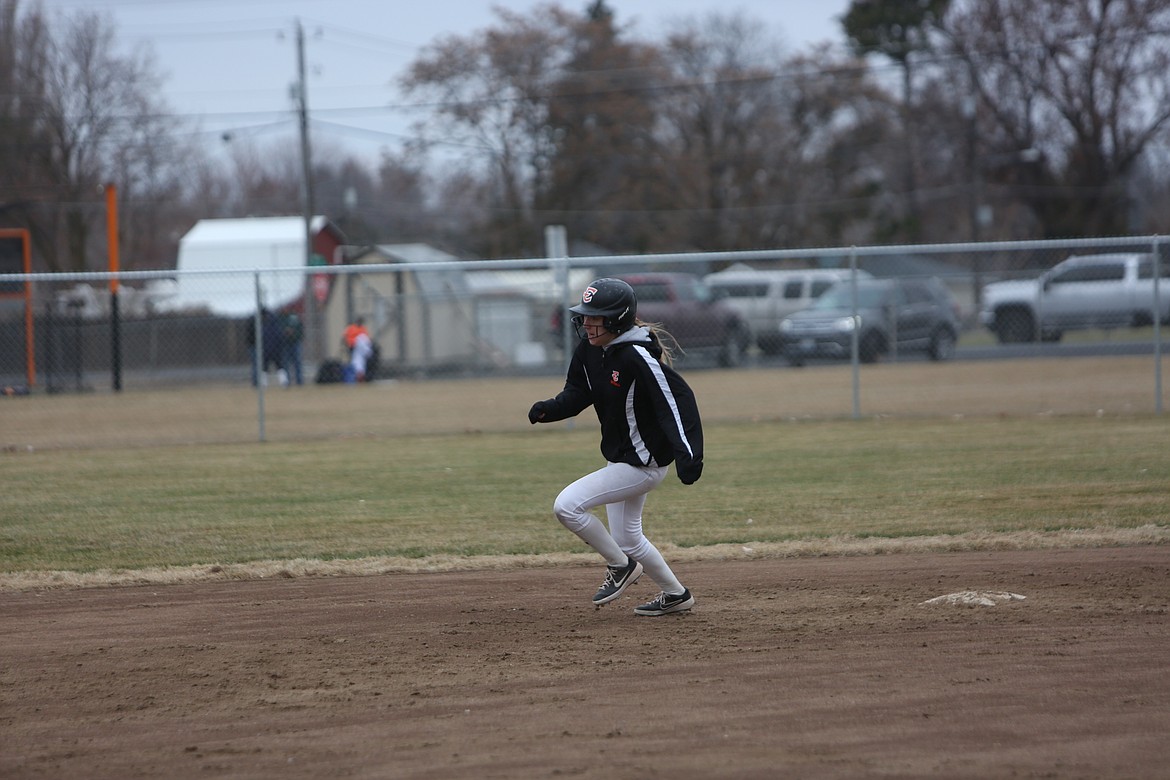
[592, 559, 643, 605]
[633, 588, 695, 616]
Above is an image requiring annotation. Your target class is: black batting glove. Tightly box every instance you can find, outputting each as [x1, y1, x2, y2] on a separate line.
[677, 460, 703, 485]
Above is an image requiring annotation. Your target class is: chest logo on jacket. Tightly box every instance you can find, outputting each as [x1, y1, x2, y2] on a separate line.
[610, 370, 621, 387]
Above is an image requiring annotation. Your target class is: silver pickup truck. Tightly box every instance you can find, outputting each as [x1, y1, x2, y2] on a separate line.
[978, 252, 1170, 343]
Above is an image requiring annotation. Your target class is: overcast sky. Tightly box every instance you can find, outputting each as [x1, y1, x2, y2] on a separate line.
[37, 0, 854, 163]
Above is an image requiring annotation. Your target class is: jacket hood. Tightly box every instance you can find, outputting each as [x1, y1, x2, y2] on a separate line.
[605, 326, 663, 359]
[608, 325, 652, 347]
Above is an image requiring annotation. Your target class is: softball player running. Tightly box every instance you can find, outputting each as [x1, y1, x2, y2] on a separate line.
[528, 277, 704, 616]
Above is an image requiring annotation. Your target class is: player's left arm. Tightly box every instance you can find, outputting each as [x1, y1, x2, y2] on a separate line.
[634, 349, 704, 484]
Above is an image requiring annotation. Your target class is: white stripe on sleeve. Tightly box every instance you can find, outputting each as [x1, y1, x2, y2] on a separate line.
[632, 345, 694, 458]
[624, 382, 651, 464]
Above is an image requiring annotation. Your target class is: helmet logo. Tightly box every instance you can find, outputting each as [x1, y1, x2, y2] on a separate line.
[581, 286, 598, 304]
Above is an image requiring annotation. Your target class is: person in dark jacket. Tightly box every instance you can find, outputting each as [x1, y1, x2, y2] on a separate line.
[280, 307, 304, 386]
[529, 278, 704, 616]
[246, 307, 286, 386]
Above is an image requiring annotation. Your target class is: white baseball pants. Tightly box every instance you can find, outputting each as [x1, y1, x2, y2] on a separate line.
[553, 461, 685, 594]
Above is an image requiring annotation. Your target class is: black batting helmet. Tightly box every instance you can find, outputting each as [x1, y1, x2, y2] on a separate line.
[569, 278, 638, 336]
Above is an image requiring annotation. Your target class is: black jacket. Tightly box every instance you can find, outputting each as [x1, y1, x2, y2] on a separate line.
[531, 327, 704, 484]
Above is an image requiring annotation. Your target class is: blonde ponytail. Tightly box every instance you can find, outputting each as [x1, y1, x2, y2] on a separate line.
[637, 319, 681, 367]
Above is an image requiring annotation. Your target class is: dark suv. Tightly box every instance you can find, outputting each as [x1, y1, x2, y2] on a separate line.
[778, 277, 961, 365]
[616, 272, 749, 367]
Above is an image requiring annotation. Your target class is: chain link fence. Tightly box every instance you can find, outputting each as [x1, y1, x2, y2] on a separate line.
[1, 236, 1165, 447]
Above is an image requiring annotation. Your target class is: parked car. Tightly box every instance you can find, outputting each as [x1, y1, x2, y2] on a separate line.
[704, 267, 872, 354]
[779, 277, 961, 365]
[978, 253, 1170, 343]
[615, 272, 749, 367]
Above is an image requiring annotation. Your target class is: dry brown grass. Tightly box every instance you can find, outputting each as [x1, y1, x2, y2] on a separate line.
[3, 525, 1165, 592]
[4, 355, 1167, 451]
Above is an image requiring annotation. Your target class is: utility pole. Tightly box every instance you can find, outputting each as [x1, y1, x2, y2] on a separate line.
[295, 19, 321, 363]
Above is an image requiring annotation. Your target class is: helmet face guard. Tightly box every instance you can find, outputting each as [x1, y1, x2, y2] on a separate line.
[569, 314, 590, 341]
[569, 278, 637, 338]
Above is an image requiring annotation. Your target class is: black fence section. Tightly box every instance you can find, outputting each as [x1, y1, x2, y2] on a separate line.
[0, 299, 31, 391]
[0, 307, 253, 391]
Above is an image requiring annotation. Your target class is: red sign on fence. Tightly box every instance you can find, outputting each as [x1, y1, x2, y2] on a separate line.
[312, 273, 330, 305]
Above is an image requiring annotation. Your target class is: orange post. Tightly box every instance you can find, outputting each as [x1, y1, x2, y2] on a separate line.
[105, 184, 119, 293]
[104, 183, 123, 391]
[22, 230, 33, 385]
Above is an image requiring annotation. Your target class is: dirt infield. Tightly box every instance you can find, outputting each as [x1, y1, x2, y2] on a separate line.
[2, 546, 1167, 779]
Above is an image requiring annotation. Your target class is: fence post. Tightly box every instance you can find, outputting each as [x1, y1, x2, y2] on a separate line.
[1153, 237, 1163, 415]
[105, 183, 122, 392]
[43, 301, 57, 393]
[542, 225, 571, 374]
[254, 272, 266, 442]
[552, 259, 573, 373]
[849, 247, 861, 420]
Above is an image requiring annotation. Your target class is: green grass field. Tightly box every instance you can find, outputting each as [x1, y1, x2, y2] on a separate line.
[4, 356, 1168, 587]
[4, 412, 1168, 585]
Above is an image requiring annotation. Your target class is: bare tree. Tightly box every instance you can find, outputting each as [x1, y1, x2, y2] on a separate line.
[940, 0, 1170, 238]
[778, 47, 907, 247]
[0, 2, 189, 272]
[223, 138, 306, 216]
[539, 2, 670, 252]
[655, 14, 911, 251]
[367, 149, 445, 245]
[842, 0, 951, 240]
[394, 2, 924, 255]
[656, 13, 898, 251]
[655, 13, 792, 251]
[399, 4, 581, 256]
[0, 1, 54, 260]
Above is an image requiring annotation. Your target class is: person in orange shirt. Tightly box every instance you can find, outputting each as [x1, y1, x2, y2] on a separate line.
[342, 317, 373, 382]
[343, 317, 369, 350]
